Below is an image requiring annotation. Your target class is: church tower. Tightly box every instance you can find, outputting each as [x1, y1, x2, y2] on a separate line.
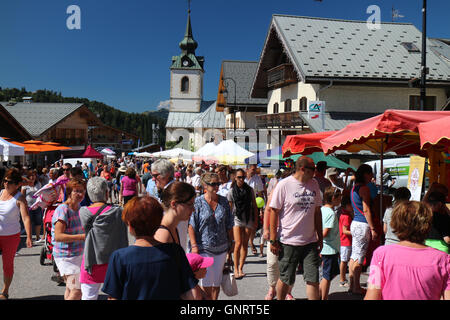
[169, 8, 204, 113]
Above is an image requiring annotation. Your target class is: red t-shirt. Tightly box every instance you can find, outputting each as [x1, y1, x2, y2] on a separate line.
[339, 210, 353, 246]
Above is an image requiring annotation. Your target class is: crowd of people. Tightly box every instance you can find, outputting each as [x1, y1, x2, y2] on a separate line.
[0, 154, 449, 300]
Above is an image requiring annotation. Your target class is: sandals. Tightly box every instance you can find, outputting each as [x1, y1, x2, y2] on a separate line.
[285, 293, 295, 300]
[340, 280, 349, 287]
[264, 289, 276, 300]
[251, 247, 257, 255]
[0, 292, 9, 300]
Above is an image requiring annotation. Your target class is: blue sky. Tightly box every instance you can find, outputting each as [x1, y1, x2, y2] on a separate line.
[1, 0, 449, 113]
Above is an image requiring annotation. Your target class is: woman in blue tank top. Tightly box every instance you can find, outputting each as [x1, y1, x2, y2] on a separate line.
[349, 164, 378, 295]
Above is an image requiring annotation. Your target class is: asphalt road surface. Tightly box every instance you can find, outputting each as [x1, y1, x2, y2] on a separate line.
[1, 232, 368, 301]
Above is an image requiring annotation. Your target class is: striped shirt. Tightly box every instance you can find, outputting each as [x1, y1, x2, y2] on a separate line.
[52, 204, 85, 258]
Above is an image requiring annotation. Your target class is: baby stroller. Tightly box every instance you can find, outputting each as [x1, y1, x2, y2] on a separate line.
[39, 205, 59, 273]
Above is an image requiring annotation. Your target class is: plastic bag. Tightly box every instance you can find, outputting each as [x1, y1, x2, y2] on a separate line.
[221, 268, 238, 297]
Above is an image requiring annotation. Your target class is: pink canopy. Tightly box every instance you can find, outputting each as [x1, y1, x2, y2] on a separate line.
[81, 145, 104, 158]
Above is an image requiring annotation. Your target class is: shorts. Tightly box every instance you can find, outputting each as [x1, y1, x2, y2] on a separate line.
[29, 207, 43, 226]
[234, 216, 255, 230]
[350, 221, 371, 264]
[198, 251, 228, 287]
[278, 242, 321, 286]
[321, 254, 340, 281]
[340, 246, 352, 263]
[54, 255, 83, 289]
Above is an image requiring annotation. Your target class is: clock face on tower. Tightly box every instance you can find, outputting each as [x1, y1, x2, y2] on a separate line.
[182, 59, 189, 67]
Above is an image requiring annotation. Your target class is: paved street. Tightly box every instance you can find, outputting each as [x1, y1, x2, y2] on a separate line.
[1, 232, 368, 300]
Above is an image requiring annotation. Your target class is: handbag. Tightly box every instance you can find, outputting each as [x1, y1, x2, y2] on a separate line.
[221, 264, 238, 297]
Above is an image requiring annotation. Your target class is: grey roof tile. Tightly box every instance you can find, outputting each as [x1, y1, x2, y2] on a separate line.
[270, 15, 450, 82]
[222, 61, 268, 106]
[2, 102, 84, 137]
[166, 100, 225, 129]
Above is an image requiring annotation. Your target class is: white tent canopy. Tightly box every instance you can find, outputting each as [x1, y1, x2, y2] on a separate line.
[193, 142, 218, 160]
[0, 137, 25, 158]
[192, 140, 254, 164]
[100, 148, 115, 155]
[135, 152, 153, 157]
[152, 148, 194, 159]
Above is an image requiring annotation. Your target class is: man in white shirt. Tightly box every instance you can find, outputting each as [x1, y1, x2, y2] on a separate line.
[191, 167, 203, 196]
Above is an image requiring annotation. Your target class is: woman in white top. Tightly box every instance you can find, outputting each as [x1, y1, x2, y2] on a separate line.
[0, 169, 32, 299]
[21, 169, 43, 243]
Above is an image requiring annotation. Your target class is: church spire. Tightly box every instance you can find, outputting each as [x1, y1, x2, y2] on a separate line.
[179, 5, 198, 54]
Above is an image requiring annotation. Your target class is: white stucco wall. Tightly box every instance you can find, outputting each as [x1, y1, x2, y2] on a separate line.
[321, 86, 447, 112]
[170, 69, 203, 112]
[267, 82, 319, 113]
[267, 82, 447, 113]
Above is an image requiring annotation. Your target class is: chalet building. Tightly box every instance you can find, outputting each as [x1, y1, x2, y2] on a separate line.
[165, 9, 226, 151]
[250, 15, 450, 146]
[1, 101, 139, 164]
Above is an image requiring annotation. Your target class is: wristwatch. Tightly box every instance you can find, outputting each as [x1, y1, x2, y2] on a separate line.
[269, 239, 279, 245]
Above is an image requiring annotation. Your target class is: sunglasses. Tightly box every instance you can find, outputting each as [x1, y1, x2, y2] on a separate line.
[236, 176, 245, 180]
[4, 180, 16, 184]
[206, 182, 221, 187]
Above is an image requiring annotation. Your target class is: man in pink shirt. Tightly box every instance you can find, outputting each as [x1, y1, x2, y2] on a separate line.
[269, 156, 323, 300]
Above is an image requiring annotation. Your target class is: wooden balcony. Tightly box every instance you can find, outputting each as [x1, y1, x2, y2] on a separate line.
[256, 111, 307, 129]
[267, 64, 297, 89]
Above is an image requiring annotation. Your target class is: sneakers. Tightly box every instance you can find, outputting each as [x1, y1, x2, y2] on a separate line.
[35, 238, 45, 244]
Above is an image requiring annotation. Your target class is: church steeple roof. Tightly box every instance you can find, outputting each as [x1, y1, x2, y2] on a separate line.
[179, 10, 198, 54]
[171, 8, 204, 71]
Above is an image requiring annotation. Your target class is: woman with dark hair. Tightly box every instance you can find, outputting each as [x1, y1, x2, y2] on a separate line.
[102, 196, 198, 300]
[154, 182, 196, 252]
[348, 164, 377, 295]
[189, 172, 234, 300]
[0, 169, 32, 299]
[227, 168, 258, 280]
[365, 201, 450, 300]
[21, 169, 44, 243]
[425, 192, 450, 253]
[120, 167, 138, 206]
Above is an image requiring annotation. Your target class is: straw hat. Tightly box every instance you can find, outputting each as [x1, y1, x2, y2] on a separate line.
[118, 165, 127, 173]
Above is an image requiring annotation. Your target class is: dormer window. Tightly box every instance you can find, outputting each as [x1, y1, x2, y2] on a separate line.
[181, 76, 189, 93]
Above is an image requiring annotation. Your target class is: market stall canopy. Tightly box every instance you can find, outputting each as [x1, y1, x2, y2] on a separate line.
[213, 140, 255, 165]
[192, 142, 219, 162]
[282, 131, 337, 157]
[152, 148, 194, 159]
[135, 152, 153, 157]
[267, 151, 354, 170]
[418, 116, 450, 150]
[100, 148, 116, 155]
[81, 145, 104, 159]
[9, 140, 72, 153]
[0, 137, 24, 157]
[320, 110, 450, 156]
